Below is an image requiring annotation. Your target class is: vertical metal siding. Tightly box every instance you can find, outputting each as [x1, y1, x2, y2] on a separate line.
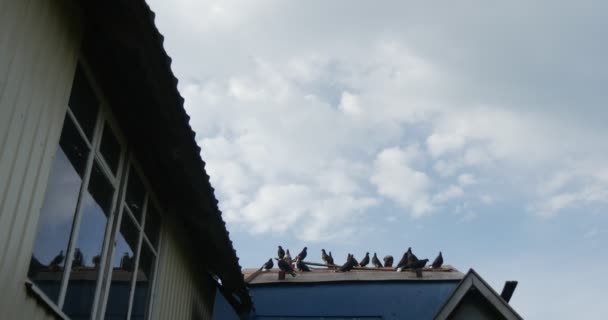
[152, 215, 215, 320]
[0, 0, 81, 318]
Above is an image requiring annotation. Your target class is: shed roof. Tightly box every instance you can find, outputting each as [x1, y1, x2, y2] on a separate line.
[244, 266, 464, 285]
[78, 0, 251, 313]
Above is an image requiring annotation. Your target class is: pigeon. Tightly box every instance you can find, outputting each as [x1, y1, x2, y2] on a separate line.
[296, 257, 311, 272]
[120, 252, 134, 271]
[276, 258, 296, 277]
[406, 247, 419, 264]
[372, 253, 383, 268]
[278, 246, 285, 259]
[72, 248, 84, 268]
[406, 259, 429, 270]
[359, 252, 370, 267]
[431, 252, 443, 269]
[284, 250, 293, 265]
[296, 247, 308, 261]
[327, 252, 335, 265]
[351, 254, 359, 267]
[262, 258, 274, 271]
[338, 254, 356, 272]
[383, 255, 394, 267]
[49, 250, 64, 269]
[92, 255, 101, 268]
[396, 250, 409, 269]
[321, 249, 330, 265]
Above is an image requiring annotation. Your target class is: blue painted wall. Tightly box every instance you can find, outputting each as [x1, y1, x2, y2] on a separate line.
[213, 288, 241, 320]
[247, 281, 458, 320]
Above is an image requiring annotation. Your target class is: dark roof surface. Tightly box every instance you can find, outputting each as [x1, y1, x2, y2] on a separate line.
[79, 0, 250, 313]
[244, 266, 463, 285]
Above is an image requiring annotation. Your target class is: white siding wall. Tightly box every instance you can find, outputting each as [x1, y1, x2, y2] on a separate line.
[152, 214, 216, 320]
[0, 0, 82, 318]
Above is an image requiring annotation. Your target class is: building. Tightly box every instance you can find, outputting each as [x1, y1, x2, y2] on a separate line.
[240, 266, 523, 320]
[0, 0, 251, 319]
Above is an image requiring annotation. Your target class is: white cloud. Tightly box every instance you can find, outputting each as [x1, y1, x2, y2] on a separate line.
[458, 173, 477, 186]
[433, 185, 465, 203]
[370, 146, 433, 217]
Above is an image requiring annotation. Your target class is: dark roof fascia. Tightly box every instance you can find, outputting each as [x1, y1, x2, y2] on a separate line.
[247, 278, 462, 288]
[78, 0, 250, 311]
[433, 269, 523, 320]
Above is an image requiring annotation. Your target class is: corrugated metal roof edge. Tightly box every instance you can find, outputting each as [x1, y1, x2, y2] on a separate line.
[81, 0, 251, 313]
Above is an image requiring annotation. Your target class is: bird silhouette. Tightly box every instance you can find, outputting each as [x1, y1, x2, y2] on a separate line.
[351, 254, 359, 267]
[72, 248, 84, 268]
[277, 258, 296, 277]
[120, 252, 134, 271]
[296, 257, 311, 272]
[372, 253, 383, 268]
[327, 252, 335, 265]
[284, 249, 293, 265]
[406, 258, 429, 270]
[338, 254, 356, 272]
[277, 246, 285, 259]
[383, 255, 394, 267]
[359, 252, 370, 267]
[406, 247, 419, 264]
[49, 250, 64, 270]
[296, 247, 308, 261]
[262, 258, 274, 271]
[396, 250, 409, 269]
[431, 252, 443, 269]
[321, 249, 330, 265]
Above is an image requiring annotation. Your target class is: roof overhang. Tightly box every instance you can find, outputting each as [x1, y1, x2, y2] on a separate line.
[77, 0, 251, 314]
[433, 269, 523, 320]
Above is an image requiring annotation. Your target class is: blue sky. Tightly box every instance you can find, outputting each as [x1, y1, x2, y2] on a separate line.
[147, 1, 608, 318]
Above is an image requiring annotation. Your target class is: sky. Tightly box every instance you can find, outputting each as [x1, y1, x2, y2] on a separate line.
[147, 1, 608, 318]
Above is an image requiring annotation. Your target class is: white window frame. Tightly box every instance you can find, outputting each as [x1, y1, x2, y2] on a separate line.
[27, 60, 163, 320]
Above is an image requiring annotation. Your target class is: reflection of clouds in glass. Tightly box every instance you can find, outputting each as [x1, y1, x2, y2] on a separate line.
[32, 147, 82, 264]
[39, 148, 83, 228]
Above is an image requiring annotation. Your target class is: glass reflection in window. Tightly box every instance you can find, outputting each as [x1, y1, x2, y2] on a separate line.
[125, 167, 145, 222]
[68, 66, 99, 141]
[99, 122, 121, 175]
[28, 115, 89, 302]
[63, 162, 114, 320]
[104, 211, 139, 320]
[131, 243, 156, 320]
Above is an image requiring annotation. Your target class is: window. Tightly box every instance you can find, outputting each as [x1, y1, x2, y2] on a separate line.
[28, 65, 161, 320]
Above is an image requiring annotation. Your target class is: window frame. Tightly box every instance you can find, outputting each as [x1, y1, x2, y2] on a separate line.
[27, 60, 163, 320]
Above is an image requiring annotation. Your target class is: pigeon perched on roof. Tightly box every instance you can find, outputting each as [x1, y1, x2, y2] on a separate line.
[120, 252, 134, 271]
[49, 250, 64, 270]
[431, 252, 443, 269]
[383, 255, 394, 267]
[296, 247, 308, 261]
[372, 253, 383, 268]
[327, 252, 335, 265]
[284, 249, 293, 265]
[359, 252, 370, 267]
[92, 254, 101, 268]
[321, 249, 330, 265]
[276, 258, 296, 277]
[338, 254, 356, 272]
[406, 247, 419, 264]
[277, 246, 285, 259]
[72, 248, 84, 268]
[396, 250, 409, 269]
[262, 258, 274, 271]
[296, 257, 311, 272]
[351, 254, 359, 267]
[406, 258, 429, 270]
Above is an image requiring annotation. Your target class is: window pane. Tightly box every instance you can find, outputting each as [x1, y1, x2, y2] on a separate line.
[63, 162, 114, 320]
[131, 244, 156, 320]
[99, 122, 121, 174]
[104, 212, 139, 320]
[28, 117, 89, 302]
[144, 205, 160, 249]
[68, 66, 99, 140]
[125, 167, 145, 222]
